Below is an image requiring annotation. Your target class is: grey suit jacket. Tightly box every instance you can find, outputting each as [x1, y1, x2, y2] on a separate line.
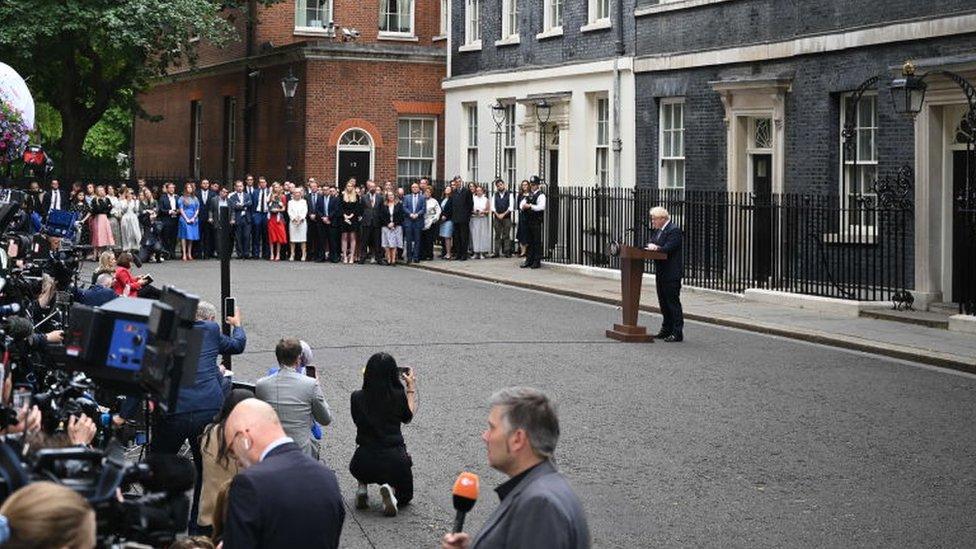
[472, 460, 590, 549]
[255, 369, 333, 457]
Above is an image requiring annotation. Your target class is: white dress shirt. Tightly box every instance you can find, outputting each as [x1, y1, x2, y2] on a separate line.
[260, 436, 294, 462]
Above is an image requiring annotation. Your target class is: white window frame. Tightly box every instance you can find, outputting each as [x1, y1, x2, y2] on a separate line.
[503, 104, 517, 185]
[192, 100, 203, 181]
[294, 0, 334, 35]
[582, 0, 611, 30]
[659, 99, 685, 190]
[379, 0, 416, 39]
[397, 117, 438, 186]
[466, 104, 479, 182]
[595, 96, 609, 186]
[500, 0, 519, 42]
[465, 0, 481, 45]
[839, 92, 879, 231]
[437, 0, 449, 38]
[540, 0, 563, 37]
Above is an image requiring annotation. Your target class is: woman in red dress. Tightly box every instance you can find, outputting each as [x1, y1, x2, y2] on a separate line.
[266, 182, 288, 261]
[112, 252, 148, 297]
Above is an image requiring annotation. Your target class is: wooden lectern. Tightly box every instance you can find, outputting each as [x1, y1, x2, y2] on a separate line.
[606, 245, 667, 343]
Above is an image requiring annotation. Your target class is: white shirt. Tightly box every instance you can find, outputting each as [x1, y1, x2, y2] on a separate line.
[518, 192, 546, 212]
[260, 436, 294, 462]
[50, 190, 61, 210]
[491, 191, 513, 213]
[472, 195, 489, 216]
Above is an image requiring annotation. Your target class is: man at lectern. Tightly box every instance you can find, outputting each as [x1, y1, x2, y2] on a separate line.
[645, 207, 684, 342]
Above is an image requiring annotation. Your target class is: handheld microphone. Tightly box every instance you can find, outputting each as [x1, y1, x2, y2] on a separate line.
[452, 471, 480, 533]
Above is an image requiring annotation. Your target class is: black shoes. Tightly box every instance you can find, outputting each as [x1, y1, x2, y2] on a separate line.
[520, 262, 531, 268]
[663, 335, 683, 343]
[654, 332, 670, 339]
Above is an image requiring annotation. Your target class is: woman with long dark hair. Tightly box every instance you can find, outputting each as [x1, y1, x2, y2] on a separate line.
[196, 388, 252, 537]
[349, 352, 417, 517]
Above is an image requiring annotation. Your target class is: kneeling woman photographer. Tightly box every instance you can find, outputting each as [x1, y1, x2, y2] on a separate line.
[0, 481, 96, 548]
[349, 352, 417, 517]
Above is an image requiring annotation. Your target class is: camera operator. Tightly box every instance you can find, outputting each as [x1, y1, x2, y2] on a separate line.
[72, 273, 116, 307]
[150, 300, 246, 529]
[0, 481, 96, 549]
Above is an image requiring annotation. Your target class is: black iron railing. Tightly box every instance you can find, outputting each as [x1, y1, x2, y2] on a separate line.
[542, 186, 914, 305]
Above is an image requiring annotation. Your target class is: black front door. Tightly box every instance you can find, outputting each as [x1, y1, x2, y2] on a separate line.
[752, 154, 773, 284]
[337, 151, 370, 187]
[952, 150, 976, 310]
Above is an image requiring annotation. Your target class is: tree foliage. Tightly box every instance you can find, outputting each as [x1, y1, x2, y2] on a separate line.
[0, 0, 274, 175]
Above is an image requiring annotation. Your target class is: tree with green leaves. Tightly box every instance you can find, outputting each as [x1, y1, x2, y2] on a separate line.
[0, 0, 271, 176]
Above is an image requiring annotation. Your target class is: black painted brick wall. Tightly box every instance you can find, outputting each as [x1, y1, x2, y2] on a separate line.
[451, 0, 636, 77]
[635, 0, 976, 56]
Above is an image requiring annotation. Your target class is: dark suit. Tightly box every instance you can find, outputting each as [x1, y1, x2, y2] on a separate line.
[195, 189, 215, 258]
[157, 193, 181, 256]
[650, 222, 684, 339]
[471, 460, 590, 549]
[41, 189, 67, 218]
[207, 197, 226, 257]
[451, 186, 474, 260]
[402, 192, 425, 261]
[377, 202, 405, 228]
[317, 194, 342, 262]
[250, 187, 270, 259]
[228, 191, 252, 258]
[306, 191, 323, 261]
[224, 442, 345, 549]
[73, 285, 117, 307]
[360, 192, 383, 263]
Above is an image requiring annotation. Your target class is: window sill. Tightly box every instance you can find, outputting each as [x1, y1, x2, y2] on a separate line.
[377, 31, 418, 42]
[822, 231, 878, 245]
[294, 27, 334, 38]
[635, 0, 735, 17]
[535, 27, 564, 41]
[580, 19, 612, 33]
[458, 40, 483, 52]
[494, 35, 521, 47]
[433, 34, 448, 42]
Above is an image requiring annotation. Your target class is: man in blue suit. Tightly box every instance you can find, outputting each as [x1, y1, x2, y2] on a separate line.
[250, 176, 270, 259]
[317, 185, 342, 263]
[645, 206, 684, 342]
[228, 180, 253, 259]
[223, 398, 345, 549]
[402, 181, 425, 263]
[151, 301, 246, 528]
[74, 273, 117, 307]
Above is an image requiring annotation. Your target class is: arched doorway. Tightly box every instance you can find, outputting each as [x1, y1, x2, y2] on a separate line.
[336, 129, 374, 186]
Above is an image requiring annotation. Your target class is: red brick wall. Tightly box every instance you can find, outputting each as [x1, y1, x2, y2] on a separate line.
[133, 73, 245, 183]
[303, 58, 445, 184]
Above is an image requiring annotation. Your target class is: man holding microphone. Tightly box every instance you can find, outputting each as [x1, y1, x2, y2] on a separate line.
[441, 387, 590, 549]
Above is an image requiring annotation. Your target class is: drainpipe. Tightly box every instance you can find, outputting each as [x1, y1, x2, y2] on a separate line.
[611, 0, 625, 187]
[243, 0, 257, 175]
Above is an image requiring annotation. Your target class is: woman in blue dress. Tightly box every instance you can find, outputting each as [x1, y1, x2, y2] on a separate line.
[178, 182, 200, 261]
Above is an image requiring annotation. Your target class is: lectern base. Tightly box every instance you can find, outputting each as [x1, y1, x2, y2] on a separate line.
[605, 323, 654, 343]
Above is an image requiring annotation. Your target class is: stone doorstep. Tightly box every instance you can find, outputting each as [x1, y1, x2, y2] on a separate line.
[860, 307, 952, 330]
[949, 314, 976, 335]
[409, 262, 976, 374]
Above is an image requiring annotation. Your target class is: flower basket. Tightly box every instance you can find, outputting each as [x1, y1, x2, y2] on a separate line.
[0, 99, 31, 165]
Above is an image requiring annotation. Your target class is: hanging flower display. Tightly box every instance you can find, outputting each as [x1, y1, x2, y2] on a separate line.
[0, 99, 31, 165]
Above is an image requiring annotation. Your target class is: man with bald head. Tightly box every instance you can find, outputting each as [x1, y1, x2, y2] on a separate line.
[223, 399, 345, 548]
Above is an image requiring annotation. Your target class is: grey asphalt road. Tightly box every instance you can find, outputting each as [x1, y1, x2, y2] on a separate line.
[138, 259, 976, 548]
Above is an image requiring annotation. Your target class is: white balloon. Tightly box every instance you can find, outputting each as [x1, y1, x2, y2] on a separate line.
[0, 62, 35, 130]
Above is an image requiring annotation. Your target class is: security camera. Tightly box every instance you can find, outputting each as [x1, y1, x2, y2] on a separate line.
[341, 27, 361, 41]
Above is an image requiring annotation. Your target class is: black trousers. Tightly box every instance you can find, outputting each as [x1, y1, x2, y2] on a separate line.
[349, 445, 413, 505]
[199, 220, 214, 258]
[307, 218, 323, 261]
[421, 225, 437, 260]
[233, 221, 251, 258]
[363, 224, 382, 262]
[655, 278, 684, 338]
[161, 218, 179, 256]
[453, 221, 470, 259]
[326, 226, 341, 262]
[525, 223, 543, 266]
[150, 409, 213, 529]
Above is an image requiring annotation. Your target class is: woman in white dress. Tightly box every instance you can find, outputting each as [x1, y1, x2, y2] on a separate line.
[287, 187, 308, 261]
[119, 187, 142, 252]
[469, 185, 491, 258]
[106, 185, 123, 248]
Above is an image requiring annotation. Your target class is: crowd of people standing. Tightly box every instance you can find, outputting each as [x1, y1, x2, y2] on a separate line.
[23, 173, 548, 269]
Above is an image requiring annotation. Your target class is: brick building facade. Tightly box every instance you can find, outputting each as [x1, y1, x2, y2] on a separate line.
[133, 0, 447, 186]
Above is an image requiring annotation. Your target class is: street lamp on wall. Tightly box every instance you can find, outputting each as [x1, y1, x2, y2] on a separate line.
[281, 68, 299, 181]
[535, 99, 552, 182]
[491, 102, 507, 181]
[888, 61, 927, 118]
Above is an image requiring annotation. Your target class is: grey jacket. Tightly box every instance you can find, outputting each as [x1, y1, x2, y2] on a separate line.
[472, 460, 590, 549]
[255, 368, 333, 457]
